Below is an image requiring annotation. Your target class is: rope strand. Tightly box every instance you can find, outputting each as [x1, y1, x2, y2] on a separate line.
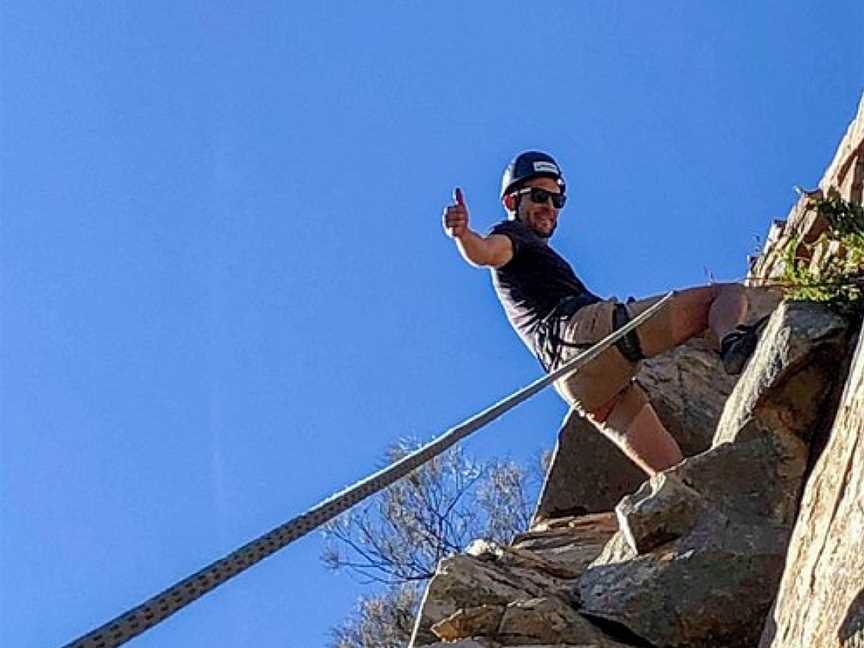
[62, 293, 675, 648]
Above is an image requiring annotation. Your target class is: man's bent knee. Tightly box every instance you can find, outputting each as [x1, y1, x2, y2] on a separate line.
[590, 382, 683, 475]
[587, 380, 648, 429]
[629, 285, 721, 357]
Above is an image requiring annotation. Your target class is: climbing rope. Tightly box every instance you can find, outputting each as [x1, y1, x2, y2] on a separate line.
[62, 291, 674, 648]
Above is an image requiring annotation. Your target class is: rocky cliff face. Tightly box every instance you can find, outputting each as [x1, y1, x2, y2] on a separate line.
[760, 324, 864, 648]
[409, 94, 864, 648]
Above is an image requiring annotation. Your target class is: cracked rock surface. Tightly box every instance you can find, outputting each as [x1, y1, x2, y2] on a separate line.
[576, 301, 855, 648]
[760, 324, 864, 648]
[409, 513, 633, 647]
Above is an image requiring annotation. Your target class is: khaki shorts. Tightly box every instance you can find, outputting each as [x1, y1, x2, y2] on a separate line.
[550, 285, 727, 414]
[550, 299, 640, 414]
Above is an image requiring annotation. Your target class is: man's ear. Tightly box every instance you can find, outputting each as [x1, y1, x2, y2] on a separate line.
[503, 194, 516, 211]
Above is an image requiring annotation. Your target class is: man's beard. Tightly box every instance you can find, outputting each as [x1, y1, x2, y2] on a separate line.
[514, 209, 556, 239]
[535, 223, 555, 238]
[527, 218, 556, 239]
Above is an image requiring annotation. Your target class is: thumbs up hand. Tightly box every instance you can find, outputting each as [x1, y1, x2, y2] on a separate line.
[442, 187, 470, 239]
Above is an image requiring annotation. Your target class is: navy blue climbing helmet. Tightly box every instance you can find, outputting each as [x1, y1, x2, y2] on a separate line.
[500, 151, 566, 199]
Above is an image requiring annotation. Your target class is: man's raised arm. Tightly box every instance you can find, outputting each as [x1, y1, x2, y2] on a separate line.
[442, 187, 513, 268]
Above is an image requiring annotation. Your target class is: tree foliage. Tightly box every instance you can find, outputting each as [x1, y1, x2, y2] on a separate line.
[329, 584, 421, 648]
[320, 439, 544, 648]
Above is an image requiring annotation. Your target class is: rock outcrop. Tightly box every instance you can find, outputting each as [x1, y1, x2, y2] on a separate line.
[759, 327, 864, 648]
[754, 92, 864, 648]
[409, 95, 864, 648]
[576, 301, 855, 647]
[410, 513, 632, 647]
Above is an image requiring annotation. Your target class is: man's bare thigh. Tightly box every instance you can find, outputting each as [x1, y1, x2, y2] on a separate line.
[626, 285, 721, 358]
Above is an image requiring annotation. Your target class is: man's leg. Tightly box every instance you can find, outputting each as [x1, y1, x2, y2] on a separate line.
[554, 284, 749, 475]
[554, 300, 682, 475]
[628, 283, 748, 358]
[554, 291, 745, 476]
[587, 382, 682, 476]
[587, 283, 749, 476]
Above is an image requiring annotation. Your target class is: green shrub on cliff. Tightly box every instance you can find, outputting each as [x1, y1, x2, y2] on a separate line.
[784, 189, 864, 302]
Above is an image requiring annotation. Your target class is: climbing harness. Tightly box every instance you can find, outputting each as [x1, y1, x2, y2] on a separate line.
[536, 295, 644, 372]
[536, 294, 596, 371]
[62, 291, 673, 648]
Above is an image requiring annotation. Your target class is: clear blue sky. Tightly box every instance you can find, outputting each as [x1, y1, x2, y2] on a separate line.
[1, 2, 862, 647]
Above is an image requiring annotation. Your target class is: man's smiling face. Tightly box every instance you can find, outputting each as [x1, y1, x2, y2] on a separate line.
[515, 176, 564, 239]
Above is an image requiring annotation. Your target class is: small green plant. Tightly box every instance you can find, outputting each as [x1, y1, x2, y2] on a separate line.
[783, 189, 864, 302]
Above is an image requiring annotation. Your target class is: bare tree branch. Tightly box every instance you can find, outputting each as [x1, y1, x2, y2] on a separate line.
[321, 440, 544, 648]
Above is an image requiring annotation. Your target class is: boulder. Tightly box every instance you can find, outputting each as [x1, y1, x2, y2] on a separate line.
[614, 473, 706, 555]
[410, 554, 550, 646]
[714, 300, 852, 449]
[579, 471, 791, 648]
[410, 514, 621, 647]
[576, 301, 855, 647]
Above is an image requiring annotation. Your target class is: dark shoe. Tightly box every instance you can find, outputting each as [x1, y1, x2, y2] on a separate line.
[719, 316, 770, 376]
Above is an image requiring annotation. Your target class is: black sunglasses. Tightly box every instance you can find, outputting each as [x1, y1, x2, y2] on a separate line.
[513, 187, 567, 208]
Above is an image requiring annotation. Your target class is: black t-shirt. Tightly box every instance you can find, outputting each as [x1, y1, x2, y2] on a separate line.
[487, 219, 600, 357]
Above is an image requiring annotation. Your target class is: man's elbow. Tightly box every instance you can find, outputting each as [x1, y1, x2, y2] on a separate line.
[460, 250, 492, 268]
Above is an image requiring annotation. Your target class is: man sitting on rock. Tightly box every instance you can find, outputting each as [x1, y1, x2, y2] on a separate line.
[442, 151, 761, 476]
